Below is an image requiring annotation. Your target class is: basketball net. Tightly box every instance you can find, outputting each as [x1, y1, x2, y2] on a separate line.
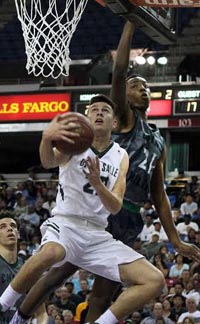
[14, 0, 89, 78]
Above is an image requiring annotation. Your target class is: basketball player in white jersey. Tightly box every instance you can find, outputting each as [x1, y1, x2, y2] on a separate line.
[1, 94, 165, 324]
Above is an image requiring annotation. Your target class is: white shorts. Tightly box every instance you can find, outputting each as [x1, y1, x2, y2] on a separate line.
[40, 215, 144, 283]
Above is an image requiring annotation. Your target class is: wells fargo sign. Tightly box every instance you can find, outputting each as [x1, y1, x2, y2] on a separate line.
[0, 93, 71, 121]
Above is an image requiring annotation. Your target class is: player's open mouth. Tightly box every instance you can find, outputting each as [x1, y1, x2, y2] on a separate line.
[141, 93, 148, 97]
[8, 235, 16, 239]
[95, 119, 103, 123]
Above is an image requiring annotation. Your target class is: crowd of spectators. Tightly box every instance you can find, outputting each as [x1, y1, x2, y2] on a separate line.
[0, 172, 200, 324]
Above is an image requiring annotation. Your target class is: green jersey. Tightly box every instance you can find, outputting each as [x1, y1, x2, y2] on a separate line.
[0, 255, 24, 324]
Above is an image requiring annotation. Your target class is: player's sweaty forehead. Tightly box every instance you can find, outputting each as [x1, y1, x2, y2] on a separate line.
[0, 218, 17, 228]
[89, 102, 113, 111]
[128, 76, 149, 87]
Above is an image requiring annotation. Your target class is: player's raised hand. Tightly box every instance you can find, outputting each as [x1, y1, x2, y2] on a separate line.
[175, 241, 200, 262]
[83, 156, 101, 187]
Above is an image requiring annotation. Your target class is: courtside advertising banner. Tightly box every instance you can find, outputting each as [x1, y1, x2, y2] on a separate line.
[0, 93, 71, 121]
[96, 0, 200, 7]
[129, 0, 200, 6]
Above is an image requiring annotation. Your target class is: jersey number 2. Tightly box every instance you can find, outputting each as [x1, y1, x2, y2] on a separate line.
[83, 176, 109, 195]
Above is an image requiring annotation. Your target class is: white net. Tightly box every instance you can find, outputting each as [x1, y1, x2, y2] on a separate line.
[14, 0, 89, 78]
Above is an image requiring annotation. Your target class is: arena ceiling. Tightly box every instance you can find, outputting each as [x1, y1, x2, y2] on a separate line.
[0, 1, 199, 82]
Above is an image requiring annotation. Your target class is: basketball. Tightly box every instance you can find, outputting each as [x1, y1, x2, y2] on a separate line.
[54, 112, 95, 155]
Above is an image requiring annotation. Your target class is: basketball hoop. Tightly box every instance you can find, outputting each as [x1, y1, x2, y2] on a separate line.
[14, 0, 89, 78]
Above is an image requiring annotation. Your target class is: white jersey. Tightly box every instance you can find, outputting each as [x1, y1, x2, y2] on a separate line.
[52, 142, 126, 228]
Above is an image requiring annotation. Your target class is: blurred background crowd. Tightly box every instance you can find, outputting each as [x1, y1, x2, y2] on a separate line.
[1, 171, 200, 324]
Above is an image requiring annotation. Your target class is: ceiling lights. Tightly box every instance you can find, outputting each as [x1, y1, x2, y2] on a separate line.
[134, 54, 168, 66]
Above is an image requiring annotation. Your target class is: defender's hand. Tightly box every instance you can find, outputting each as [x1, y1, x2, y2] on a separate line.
[175, 242, 200, 262]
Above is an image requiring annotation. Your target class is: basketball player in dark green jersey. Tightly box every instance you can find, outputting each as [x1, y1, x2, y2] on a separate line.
[0, 211, 24, 324]
[84, 21, 200, 322]
[4, 22, 200, 324]
[0, 211, 48, 324]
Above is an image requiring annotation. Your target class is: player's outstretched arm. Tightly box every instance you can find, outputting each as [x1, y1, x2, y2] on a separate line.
[151, 147, 200, 262]
[111, 21, 135, 122]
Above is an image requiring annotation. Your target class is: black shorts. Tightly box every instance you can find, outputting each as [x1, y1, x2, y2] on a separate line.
[106, 207, 144, 247]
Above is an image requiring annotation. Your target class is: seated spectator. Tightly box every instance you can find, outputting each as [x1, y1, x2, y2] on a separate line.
[62, 309, 75, 324]
[77, 280, 90, 302]
[182, 317, 196, 324]
[187, 228, 197, 244]
[142, 232, 165, 260]
[180, 194, 198, 218]
[181, 270, 191, 289]
[129, 311, 142, 324]
[140, 214, 155, 242]
[188, 176, 199, 194]
[65, 282, 82, 307]
[46, 304, 61, 324]
[141, 302, 174, 324]
[5, 187, 16, 210]
[176, 214, 199, 241]
[16, 181, 29, 199]
[169, 254, 190, 279]
[151, 253, 169, 278]
[162, 299, 173, 321]
[54, 313, 64, 324]
[172, 208, 182, 226]
[132, 237, 149, 259]
[141, 299, 157, 319]
[18, 240, 28, 260]
[174, 282, 185, 296]
[140, 200, 156, 221]
[182, 280, 200, 306]
[48, 287, 62, 305]
[170, 294, 186, 323]
[54, 286, 76, 315]
[153, 220, 168, 242]
[191, 273, 200, 293]
[19, 202, 40, 240]
[159, 246, 175, 269]
[14, 195, 28, 218]
[27, 235, 41, 256]
[177, 297, 200, 323]
[25, 177, 37, 203]
[72, 269, 93, 294]
[35, 197, 50, 225]
[123, 312, 142, 324]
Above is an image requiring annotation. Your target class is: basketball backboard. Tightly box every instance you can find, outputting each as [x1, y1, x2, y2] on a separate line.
[102, 0, 177, 44]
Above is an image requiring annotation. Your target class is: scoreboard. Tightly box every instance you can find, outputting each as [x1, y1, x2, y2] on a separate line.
[173, 89, 200, 116]
[73, 84, 200, 117]
[70, 83, 200, 129]
[0, 83, 200, 128]
[150, 84, 200, 128]
[150, 85, 200, 116]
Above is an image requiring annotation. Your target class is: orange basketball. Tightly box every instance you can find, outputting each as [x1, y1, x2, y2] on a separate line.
[54, 112, 94, 155]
